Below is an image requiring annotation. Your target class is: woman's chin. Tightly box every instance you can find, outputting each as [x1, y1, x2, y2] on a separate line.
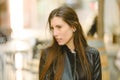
[58, 42, 65, 45]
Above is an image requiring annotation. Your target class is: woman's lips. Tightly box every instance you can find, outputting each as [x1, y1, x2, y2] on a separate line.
[56, 38, 62, 42]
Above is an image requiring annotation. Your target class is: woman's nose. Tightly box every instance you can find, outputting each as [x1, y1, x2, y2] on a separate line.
[53, 29, 58, 37]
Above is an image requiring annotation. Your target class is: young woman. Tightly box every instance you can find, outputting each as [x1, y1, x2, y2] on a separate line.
[39, 6, 102, 80]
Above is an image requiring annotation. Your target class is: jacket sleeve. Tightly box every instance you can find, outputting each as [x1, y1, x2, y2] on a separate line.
[93, 48, 102, 80]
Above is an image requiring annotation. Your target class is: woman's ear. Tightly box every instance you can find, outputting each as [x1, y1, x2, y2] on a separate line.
[72, 26, 76, 32]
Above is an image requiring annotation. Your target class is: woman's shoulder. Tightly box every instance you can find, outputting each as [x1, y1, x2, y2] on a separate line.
[85, 46, 101, 64]
[40, 47, 51, 59]
[85, 46, 100, 56]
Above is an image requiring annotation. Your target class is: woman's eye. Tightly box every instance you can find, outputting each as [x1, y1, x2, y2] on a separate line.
[50, 25, 62, 31]
[56, 25, 62, 29]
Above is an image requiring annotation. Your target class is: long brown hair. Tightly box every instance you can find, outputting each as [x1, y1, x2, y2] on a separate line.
[39, 6, 91, 80]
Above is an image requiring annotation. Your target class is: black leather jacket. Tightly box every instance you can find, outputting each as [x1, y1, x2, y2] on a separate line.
[39, 46, 102, 80]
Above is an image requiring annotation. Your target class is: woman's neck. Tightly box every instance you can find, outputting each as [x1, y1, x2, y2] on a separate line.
[66, 43, 75, 53]
[66, 36, 75, 53]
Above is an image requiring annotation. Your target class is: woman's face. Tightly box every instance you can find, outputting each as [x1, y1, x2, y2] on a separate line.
[50, 17, 75, 46]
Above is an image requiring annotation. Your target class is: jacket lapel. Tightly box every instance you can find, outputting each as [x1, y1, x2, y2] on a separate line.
[62, 53, 73, 80]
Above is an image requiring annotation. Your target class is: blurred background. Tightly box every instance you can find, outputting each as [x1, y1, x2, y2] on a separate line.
[0, 0, 120, 80]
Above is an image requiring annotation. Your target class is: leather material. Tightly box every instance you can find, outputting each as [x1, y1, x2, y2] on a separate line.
[39, 46, 102, 80]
